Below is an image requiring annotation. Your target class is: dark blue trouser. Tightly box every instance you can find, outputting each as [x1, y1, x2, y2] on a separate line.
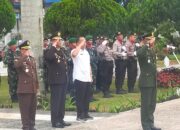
[115, 59, 127, 90]
[50, 84, 66, 125]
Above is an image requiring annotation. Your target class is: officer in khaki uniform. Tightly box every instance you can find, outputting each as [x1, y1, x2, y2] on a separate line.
[137, 34, 161, 130]
[113, 32, 127, 94]
[14, 40, 39, 130]
[126, 32, 138, 93]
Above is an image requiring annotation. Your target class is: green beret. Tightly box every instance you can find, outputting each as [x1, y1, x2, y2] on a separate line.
[69, 37, 77, 43]
[85, 35, 93, 41]
[8, 39, 17, 46]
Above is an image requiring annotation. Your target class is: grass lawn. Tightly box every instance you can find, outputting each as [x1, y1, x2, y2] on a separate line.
[0, 76, 179, 112]
[89, 80, 178, 112]
[0, 76, 11, 104]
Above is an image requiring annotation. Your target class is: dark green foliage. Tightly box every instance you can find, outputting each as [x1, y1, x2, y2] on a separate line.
[44, 0, 127, 37]
[125, 0, 180, 34]
[0, 0, 16, 37]
[44, 0, 180, 50]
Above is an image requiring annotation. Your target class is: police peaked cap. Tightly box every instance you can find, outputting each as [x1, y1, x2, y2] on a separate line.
[115, 32, 122, 36]
[127, 32, 137, 37]
[50, 32, 61, 40]
[18, 40, 31, 50]
[141, 33, 154, 40]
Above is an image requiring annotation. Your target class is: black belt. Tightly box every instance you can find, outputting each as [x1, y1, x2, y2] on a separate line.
[128, 56, 137, 60]
[117, 57, 127, 60]
[102, 60, 113, 63]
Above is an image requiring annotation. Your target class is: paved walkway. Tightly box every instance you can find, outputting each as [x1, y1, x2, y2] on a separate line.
[0, 98, 180, 130]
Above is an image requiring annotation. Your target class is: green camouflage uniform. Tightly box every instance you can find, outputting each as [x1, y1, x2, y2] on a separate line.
[3, 48, 20, 102]
[87, 47, 97, 88]
[66, 47, 74, 92]
[42, 48, 49, 92]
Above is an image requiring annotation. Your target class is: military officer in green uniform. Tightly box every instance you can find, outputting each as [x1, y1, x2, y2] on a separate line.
[85, 35, 97, 100]
[3, 39, 19, 102]
[67, 37, 77, 99]
[85, 35, 97, 88]
[137, 33, 161, 130]
[42, 38, 50, 93]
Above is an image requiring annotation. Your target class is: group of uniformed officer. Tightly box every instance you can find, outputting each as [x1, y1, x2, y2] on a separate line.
[1, 30, 161, 130]
[92, 32, 138, 97]
[41, 32, 144, 99]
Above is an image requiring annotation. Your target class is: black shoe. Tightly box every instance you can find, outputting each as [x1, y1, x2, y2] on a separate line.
[116, 89, 127, 94]
[95, 89, 101, 93]
[151, 126, 161, 130]
[85, 114, 93, 120]
[76, 116, 87, 121]
[103, 91, 113, 98]
[11, 98, 18, 103]
[52, 122, 64, 128]
[61, 121, 71, 126]
[30, 128, 36, 130]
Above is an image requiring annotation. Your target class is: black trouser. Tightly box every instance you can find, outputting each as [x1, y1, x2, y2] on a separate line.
[100, 60, 113, 94]
[18, 93, 37, 130]
[96, 60, 103, 91]
[67, 65, 74, 93]
[127, 57, 137, 92]
[43, 67, 49, 93]
[50, 84, 66, 125]
[140, 87, 157, 130]
[74, 80, 91, 118]
[115, 59, 127, 90]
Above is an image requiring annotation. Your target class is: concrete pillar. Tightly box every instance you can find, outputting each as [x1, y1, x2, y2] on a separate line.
[21, 0, 44, 90]
[21, 0, 43, 58]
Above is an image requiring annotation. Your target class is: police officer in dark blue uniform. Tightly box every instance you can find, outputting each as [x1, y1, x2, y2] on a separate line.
[45, 32, 71, 128]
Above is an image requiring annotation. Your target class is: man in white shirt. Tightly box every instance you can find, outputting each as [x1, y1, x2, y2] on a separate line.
[71, 37, 93, 121]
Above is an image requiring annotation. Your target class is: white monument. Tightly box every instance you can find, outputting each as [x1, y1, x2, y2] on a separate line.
[21, 0, 43, 59]
[21, 0, 44, 90]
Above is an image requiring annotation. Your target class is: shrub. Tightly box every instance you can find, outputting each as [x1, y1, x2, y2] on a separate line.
[44, 0, 127, 37]
[37, 95, 50, 111]
[157, 67, 180, 88]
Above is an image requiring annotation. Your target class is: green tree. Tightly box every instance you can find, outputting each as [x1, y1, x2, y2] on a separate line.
[44, 0, 127, 37]
[125, 0, 180, 33]
[0, 0, 16, 37]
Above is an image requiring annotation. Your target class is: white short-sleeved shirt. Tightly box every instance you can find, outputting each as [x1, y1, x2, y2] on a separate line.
[71, 49, 91, 82]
